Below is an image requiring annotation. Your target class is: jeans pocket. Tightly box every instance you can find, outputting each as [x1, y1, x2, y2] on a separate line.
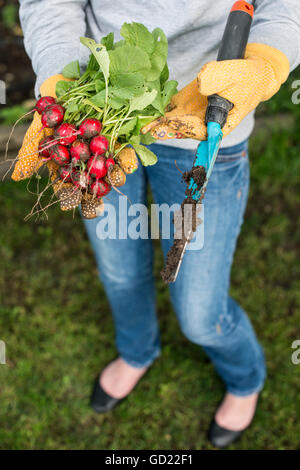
[209, 147, 250, 200]
[217, 140, 248, 164]
[214, 154, 248, 175]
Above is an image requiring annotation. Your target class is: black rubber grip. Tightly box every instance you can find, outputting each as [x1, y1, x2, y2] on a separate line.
[217, 10, 253, 61]
[205, 4, 254, 127]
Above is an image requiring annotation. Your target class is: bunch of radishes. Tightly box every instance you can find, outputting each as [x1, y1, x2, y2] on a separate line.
[36, 95, 114, 199]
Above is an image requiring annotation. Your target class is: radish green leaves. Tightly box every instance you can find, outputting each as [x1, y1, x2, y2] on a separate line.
[56, 22, 178, 165]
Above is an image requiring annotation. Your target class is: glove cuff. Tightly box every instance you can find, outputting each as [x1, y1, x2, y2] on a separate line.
[246, 43, 290, 91]
[40, 74, 69, 98]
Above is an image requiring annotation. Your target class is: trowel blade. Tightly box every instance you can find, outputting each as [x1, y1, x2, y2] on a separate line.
[162, 122, 223, 283]
[206, 121, 223, 181]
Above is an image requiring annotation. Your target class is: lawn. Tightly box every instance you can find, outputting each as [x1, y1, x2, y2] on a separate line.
[0, 74, 299, 450]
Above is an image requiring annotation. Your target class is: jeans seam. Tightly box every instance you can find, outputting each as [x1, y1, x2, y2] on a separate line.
[225, 317, 266, 396]
[121, 349, 161, 368]
[217, 155, 246, 162]
[227, 381, 265, 397]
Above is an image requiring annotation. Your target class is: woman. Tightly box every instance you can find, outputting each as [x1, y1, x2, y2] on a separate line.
[16, 0, 300, 448]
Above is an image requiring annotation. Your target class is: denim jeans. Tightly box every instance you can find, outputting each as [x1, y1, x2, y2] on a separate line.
[83, 141, 266, 396]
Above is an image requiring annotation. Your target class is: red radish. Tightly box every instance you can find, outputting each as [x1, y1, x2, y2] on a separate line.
[39, 136, 55, 158]
[70, 140, 90, 162]
[58, 165, 73, 182]
[91, 179, 111, 198]
[79, 118, 102, 138]
[49, 144, 70, 166]
[4, 96, 56, 160]
[82, 171, 92, 187]
[87, 155, 107, 179]
[4, 98, 59, 164]
[105, 157, 115, 170]
[35, 96, 56, 114]
[55, 123, 77, 145]
[41, 104, 65, 128]
[89, 135, 109, 156]
[71, 170, 91, 189]
[71, 168, 79, 181]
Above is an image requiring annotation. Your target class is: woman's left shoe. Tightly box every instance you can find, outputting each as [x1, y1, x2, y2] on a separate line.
[208, 392, 260, 448]
[208, 420, 245, 448]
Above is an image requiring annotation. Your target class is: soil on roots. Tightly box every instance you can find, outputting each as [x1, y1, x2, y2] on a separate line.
[161, 165, 206, 283]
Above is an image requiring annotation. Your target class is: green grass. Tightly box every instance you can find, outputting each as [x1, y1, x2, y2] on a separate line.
[0, 105, 32, 125]
[1, 4, 18, 29]
[0, 74, 300, 450]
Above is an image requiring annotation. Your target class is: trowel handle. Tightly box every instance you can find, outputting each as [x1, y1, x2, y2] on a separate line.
[205, 1, 254, 127]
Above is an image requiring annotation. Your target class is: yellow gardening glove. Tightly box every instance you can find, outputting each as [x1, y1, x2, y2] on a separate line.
[142, 78, 208, 140]
[143, 43, 290, 141]
[12, 74, 69, 181]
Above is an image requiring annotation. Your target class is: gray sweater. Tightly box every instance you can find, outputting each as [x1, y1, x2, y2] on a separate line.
[19, 0, 300, 149]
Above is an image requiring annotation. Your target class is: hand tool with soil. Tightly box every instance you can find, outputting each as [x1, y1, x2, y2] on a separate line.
[161, 0, 255, 283]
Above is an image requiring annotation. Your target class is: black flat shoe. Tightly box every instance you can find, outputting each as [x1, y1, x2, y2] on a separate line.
[90, 378, 123, 413]
[208, 419, 245, 448]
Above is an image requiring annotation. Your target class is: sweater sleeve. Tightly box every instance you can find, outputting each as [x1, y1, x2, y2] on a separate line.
[249, 0, 300, 71]
[19, 0, 88, 97]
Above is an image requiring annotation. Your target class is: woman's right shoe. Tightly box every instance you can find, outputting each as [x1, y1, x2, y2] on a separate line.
[90, 358, 150, 413]
[90, 377, 124, 413]
[208, 419, 245, 448]
[208, 392, 260, 448]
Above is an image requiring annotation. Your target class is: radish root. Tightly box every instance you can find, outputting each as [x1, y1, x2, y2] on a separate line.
[3, 110, 34, 163]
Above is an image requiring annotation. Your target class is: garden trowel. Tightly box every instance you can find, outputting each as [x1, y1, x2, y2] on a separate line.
[162, 0, 255, 283]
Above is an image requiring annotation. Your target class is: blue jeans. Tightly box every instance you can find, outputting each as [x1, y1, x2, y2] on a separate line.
[83, 141, 266, 396]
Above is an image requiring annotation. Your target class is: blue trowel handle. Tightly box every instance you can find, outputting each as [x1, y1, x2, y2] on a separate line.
[205, 1, 254, 128]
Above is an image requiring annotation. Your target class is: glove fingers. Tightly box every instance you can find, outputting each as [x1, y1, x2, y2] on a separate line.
[149, 113, 207, 141]
[198, 60, 250, 96]
[221, 109, 244, 137]
[150, 123, 187, 140]
[171, 79, 200, 106]
[164, 114, 207, 140]
[141, 116, 166, 135]
[142, 79, 207, 136]
[40, 74, 72, 98]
